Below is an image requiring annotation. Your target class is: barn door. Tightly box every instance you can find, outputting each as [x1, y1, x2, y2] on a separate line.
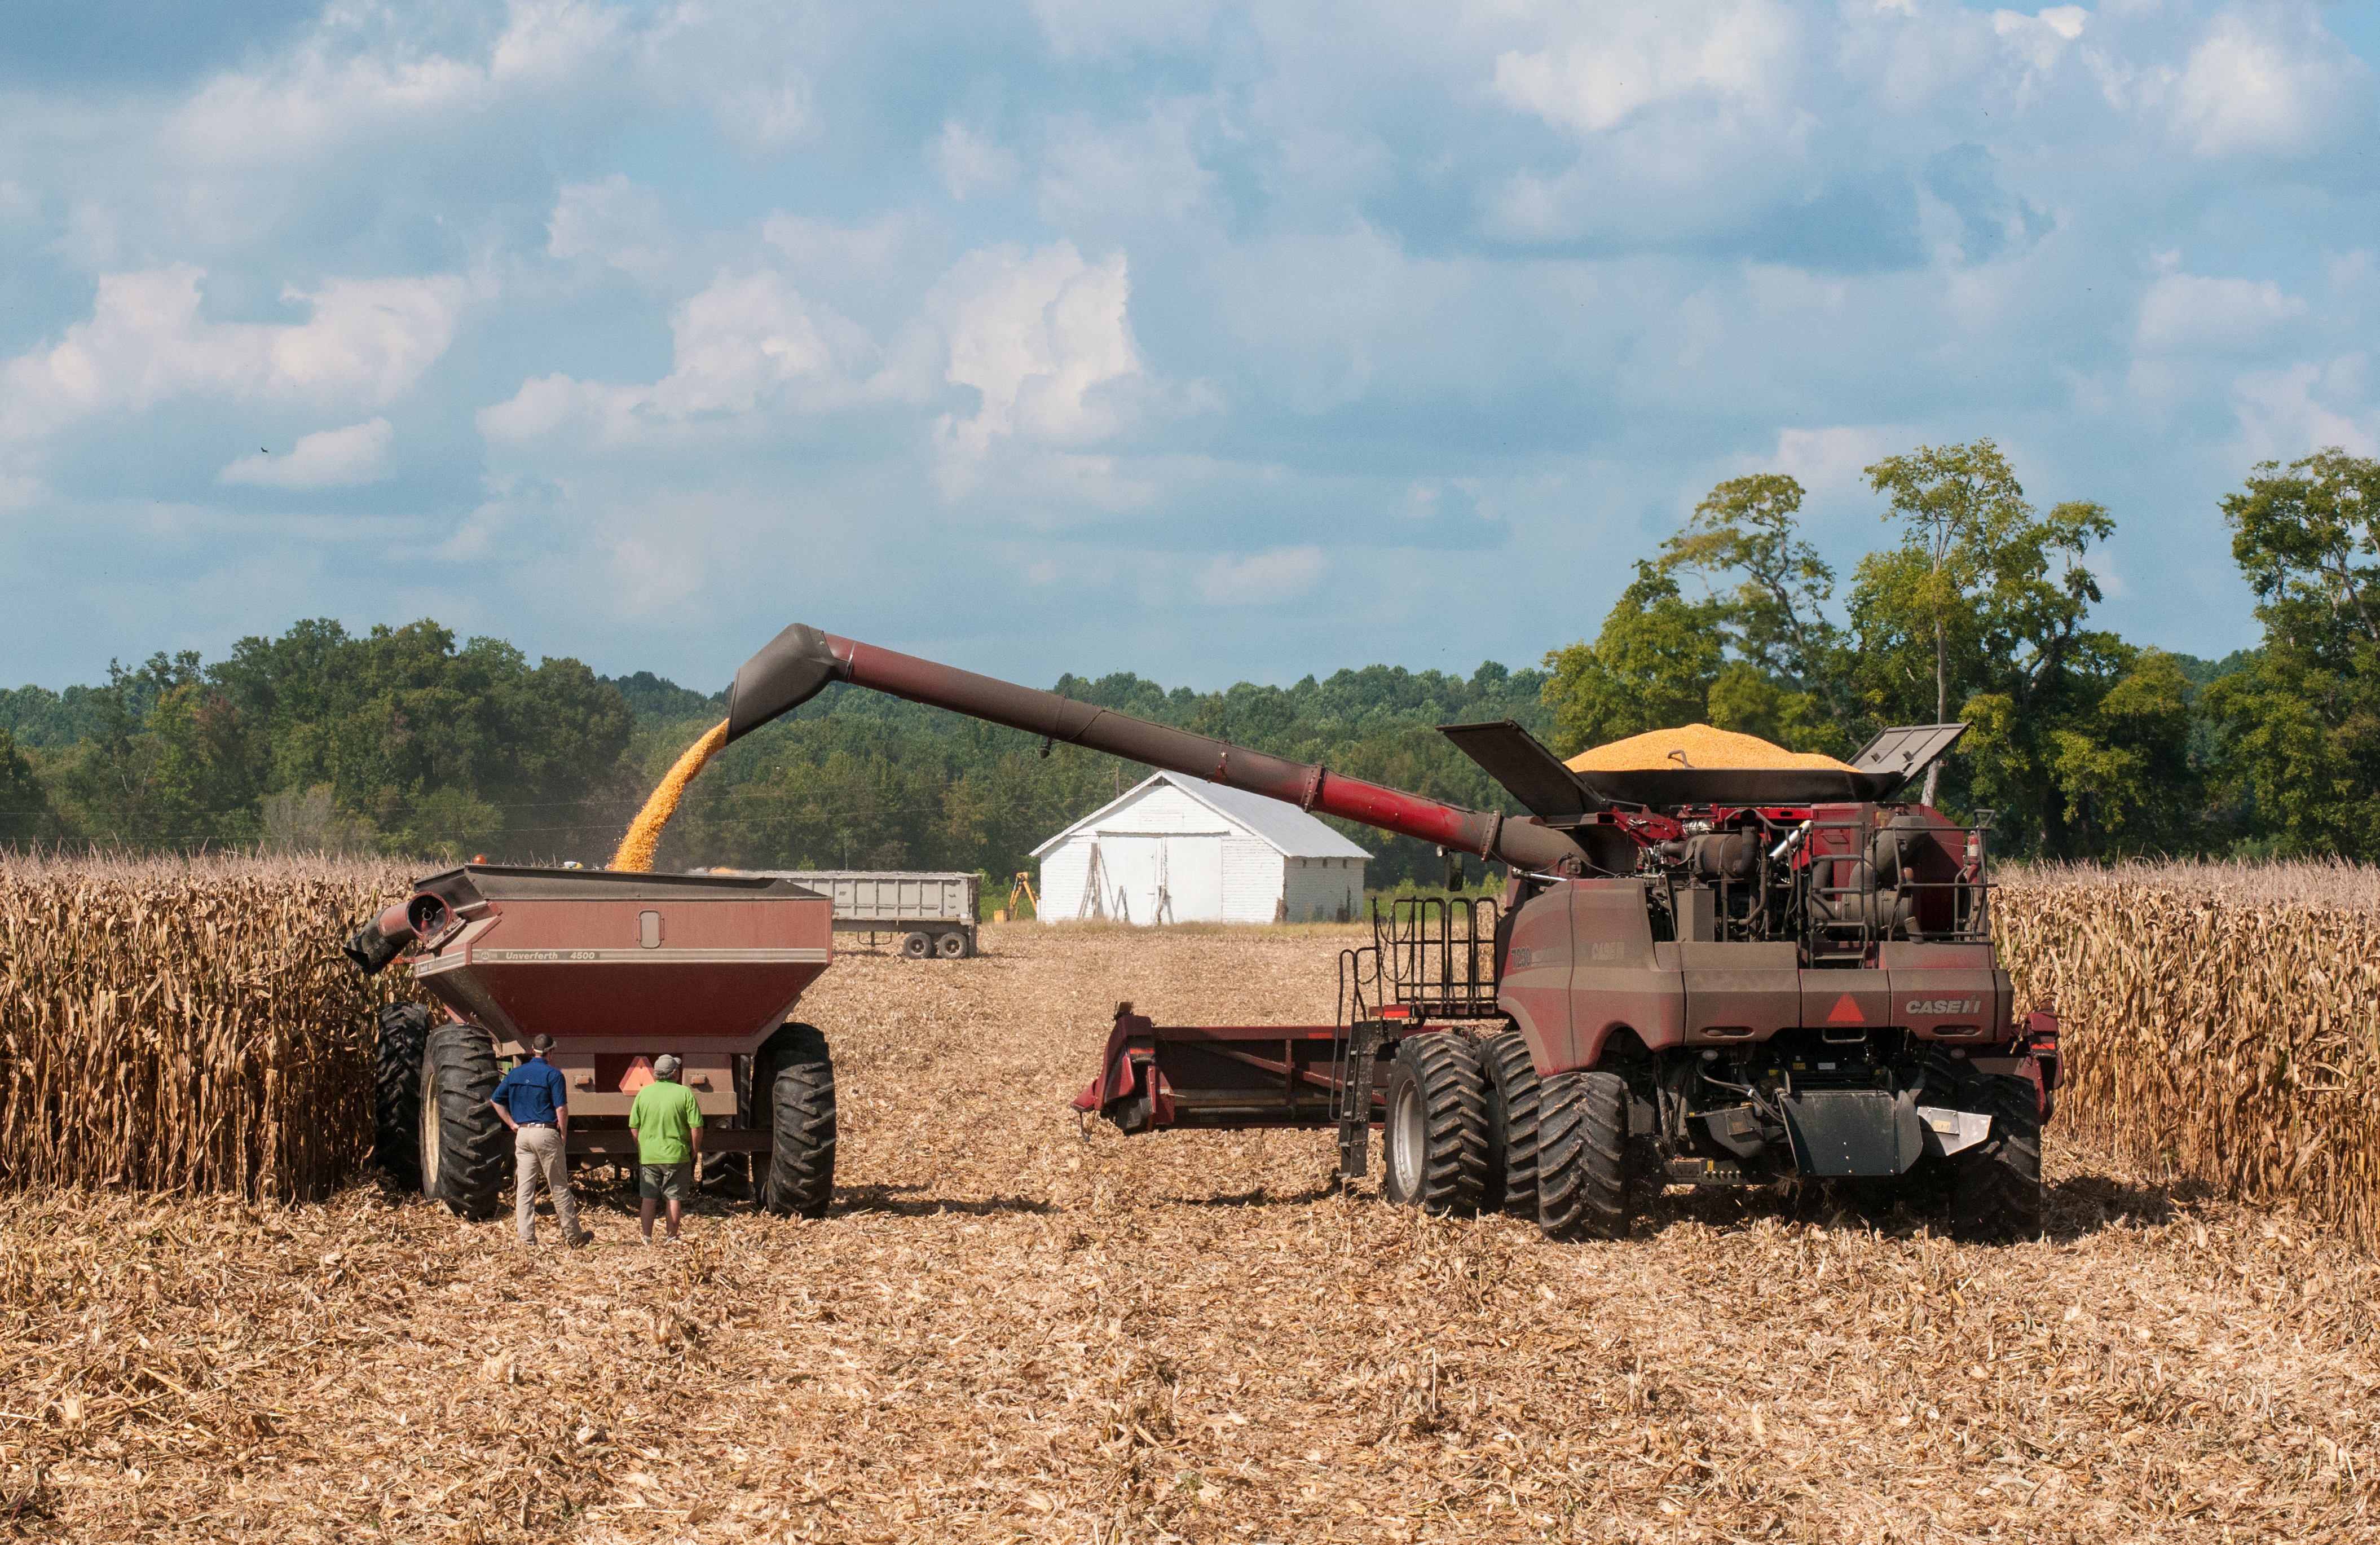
[1099, 834, 1224, 923]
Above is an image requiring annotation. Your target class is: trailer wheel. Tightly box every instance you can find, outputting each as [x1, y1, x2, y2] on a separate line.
[935, 931, 967, 960]
[901, 932, 932, 960]
[373, 1003, 430, 1191]
[1943, 1061, 2043, 1242]
[756, 1022, 837, 1218]
[1536, 1071, 1632, 1241]
[1481, 1029, 1544, 1218]
[1380, 1034, 1489, 1215]
[418, 1022, 506, 1220]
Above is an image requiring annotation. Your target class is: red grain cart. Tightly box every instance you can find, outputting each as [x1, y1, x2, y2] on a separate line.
[349, 866, 838, 1220]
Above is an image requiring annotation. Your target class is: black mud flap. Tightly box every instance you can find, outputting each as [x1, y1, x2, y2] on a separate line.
[1780, 1089, 1925, 1177]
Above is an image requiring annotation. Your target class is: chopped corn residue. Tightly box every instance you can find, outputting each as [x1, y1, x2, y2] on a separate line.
[610, 717, 730, 871]
[1566, 723, 1854, 774]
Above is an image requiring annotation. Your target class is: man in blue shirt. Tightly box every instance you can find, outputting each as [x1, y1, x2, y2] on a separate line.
[489, 1033, 590, 1248]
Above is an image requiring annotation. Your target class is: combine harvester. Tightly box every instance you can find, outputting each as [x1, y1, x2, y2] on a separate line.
[725, 624, 2060, 1241]
[349, 622, 2057, 1240]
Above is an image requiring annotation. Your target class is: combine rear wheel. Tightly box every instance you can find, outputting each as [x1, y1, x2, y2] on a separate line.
[374, 1004, 430, 1191]
[420, 1022, 506, 1219]
[1536, 1071, 1633, 1241]
[1942, 1059, 2043, 1241]
[756, 1022, 837, 1218]
[1481, 1029, 1543, 1217]
[1380, 1033, 1489, 1215]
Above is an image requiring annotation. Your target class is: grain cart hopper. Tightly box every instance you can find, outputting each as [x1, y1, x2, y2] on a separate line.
[346, 866, 839, 1220]
[725, 623, 2061, 1242]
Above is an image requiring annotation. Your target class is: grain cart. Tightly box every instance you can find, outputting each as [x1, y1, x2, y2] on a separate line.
[346, 866, 839, 1220]
[722, 623, 2061, 1241]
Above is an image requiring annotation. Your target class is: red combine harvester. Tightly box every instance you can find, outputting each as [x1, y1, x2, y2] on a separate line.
[347, 868, 838, 1220]
[721, 624, 2059, 1240]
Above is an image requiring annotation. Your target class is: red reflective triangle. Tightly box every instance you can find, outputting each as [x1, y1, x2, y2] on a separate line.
[1826, 994, 1866, 1025]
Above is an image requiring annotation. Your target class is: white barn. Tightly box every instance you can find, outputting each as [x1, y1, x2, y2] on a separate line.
[1033, 773, 1372, 925]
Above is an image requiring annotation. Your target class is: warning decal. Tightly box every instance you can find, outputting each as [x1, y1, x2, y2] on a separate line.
[1826, 994, 1866, 1025]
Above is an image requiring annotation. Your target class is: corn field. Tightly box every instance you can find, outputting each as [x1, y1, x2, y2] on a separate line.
[10, 853, 2380, 1242]
[0, 853, 417, 1201]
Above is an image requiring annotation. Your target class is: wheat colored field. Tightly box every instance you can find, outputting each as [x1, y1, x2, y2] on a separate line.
[7, 925, 2379, 1543]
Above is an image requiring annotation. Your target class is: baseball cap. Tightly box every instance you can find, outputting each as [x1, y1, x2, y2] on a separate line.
[653, 1053, 682, 1077]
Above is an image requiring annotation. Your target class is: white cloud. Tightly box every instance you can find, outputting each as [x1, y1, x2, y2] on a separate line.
[1195, 545, 1325, 605]
[548, 175, 678, 284]
[0, 265, 464, 445]
[219, 417, 395, 488]
[1029, 0, 1216, 59]
[930, 242, 1141, 465]
[931, 121, 1020, 200]
[2232, 355, 2378, 459]
[480, 268, 916, 444]
[2136, 272, 2307, 352]
[1764, 425, 1906, 494]
[2172, 11, 2364, 157]
[1491, 1, 1796, 134]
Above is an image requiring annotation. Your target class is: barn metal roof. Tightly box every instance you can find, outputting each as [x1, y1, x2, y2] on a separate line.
[1029, 772, 1374, 861]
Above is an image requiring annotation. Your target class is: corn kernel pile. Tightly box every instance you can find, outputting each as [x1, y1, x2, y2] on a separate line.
[609, 716, 730, 871]
[1566, 722, 1853, 774]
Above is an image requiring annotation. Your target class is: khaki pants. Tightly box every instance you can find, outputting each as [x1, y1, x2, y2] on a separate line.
[514, 1126, 581, 1243]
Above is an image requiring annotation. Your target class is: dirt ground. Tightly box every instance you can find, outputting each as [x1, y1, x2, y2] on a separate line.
[6, 925, 2379, 1543]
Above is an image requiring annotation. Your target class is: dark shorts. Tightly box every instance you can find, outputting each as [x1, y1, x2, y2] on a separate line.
[638, 1161, 693, 1201]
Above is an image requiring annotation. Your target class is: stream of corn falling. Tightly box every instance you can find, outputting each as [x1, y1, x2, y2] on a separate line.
[609, 718, 730, 871]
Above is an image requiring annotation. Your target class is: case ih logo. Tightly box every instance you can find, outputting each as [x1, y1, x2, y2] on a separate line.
[1906, 998, 1984, 1016]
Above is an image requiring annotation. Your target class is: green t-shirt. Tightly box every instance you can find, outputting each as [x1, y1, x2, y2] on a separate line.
[628, 1080, 704, 1166]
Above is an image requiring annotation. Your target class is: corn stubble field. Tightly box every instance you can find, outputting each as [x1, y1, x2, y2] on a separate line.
[5, 862, 2380, 1542]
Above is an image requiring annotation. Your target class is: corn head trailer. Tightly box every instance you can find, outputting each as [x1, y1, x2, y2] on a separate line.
[346, 867, 839, 1220]
[726, 624, 2061, 1242]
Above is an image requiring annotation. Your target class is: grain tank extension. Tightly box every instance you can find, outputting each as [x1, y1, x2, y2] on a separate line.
[728, 623, 2062, 1242]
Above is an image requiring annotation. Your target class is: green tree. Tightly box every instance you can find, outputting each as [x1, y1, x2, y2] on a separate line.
[2202, 448, 2380, 856]
[1540, 562, 1726, 755]
[0, 728, 51, 846]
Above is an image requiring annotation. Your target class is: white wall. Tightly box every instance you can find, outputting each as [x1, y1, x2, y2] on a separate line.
[1285, 855, 1366, 923]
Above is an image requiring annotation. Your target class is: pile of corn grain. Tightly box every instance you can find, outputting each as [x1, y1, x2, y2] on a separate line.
[1566, 723, 1853, 773]
[1997, 860, 2380, 1248]
[0, 854, 417, 1201]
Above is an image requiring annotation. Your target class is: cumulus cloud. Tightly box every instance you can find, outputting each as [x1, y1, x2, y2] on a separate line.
[929, 241, 1141, 464]
[932, 121, 1020, 199]
[548, 175, 678, 284]
[2172, 10, 2367, 157]
[2136, 272, 2308, 353]
[219, 418, 395, 488]
[1491, 0, 1796, 134]
[2232, 356, 2379, 459]
[0, 265, 464, 445]
[1195, 546, 1325, 605]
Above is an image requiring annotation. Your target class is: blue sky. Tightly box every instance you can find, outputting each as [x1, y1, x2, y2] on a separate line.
[3, 0, 2377, 693]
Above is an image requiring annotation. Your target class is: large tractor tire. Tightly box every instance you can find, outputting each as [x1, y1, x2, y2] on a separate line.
[1939, 1057, 2043, 1241]
[419, 1022, 508, 1220]
[373, 1004, 431, 1191]
[1380, 1033, 1489, 1215]
[1481, 1028, 1544, 1218]
[1536, 1070, 1633, 1242]
[755, 1022, 837, 1218]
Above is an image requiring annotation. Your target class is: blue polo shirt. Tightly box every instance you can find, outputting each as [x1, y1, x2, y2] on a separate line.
[491, 1058, 569, 1125]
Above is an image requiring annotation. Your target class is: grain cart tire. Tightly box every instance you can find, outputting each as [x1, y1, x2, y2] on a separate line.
[419, 1022, 506, 1220]
[936, 931, 967, 959]
[1380, 1034, 1489, 1215]
[1481, 1028, 1544, 1218]
[373, 1003, 431, 1192]
[1947, 1066, 2043, 1242]
[901, 932, 932, 960]
[1537, 1071, 1632, 1242]
[756, 1022, 837, 1218]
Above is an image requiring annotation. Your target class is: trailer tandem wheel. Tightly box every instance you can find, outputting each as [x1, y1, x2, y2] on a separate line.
[757, 1022, 837, 1218]
[1482, 1029, 1544, 1218]
[936, 931, 967, 959]
[1381, 1034, 1489, 1215]
[901, 932, 932, 960]
[1536, 1071, 1632, 1241]
[373, 1003, 431, 1191]
[419, 1021, 508, 1220]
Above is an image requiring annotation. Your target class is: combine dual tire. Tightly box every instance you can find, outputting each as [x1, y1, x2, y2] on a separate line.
[756, 1022, 837, 1218]
[1918, 1051, 2043, 1241]
[1536, 1071, 1632, 1242]
[373, 1003, 431, 1191]
[420, 1022, 508, 1220]
[1381, 1033, 1489, 1215]
[1481, 1029, 1544, 1218]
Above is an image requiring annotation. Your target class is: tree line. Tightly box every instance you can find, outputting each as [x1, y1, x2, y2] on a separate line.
[3, 441, 2374, 875]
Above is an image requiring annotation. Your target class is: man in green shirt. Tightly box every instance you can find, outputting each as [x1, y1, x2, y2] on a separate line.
[628, 1053, 705, 1244]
